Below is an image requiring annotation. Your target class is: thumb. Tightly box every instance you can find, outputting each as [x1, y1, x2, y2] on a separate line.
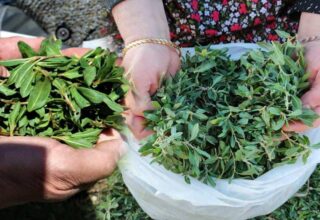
[283, 106, 320, 133]
[0, 37, 44, 60]
[74, 139, 127, 184]
[62, 48, 90, 58]
[0, 66, 10, 78]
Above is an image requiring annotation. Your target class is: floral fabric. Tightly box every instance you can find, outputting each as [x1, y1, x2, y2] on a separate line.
[105, 0, 300, 51]
[164, 0, 299, 46]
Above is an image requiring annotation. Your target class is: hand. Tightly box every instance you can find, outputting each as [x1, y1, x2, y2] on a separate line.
[284, 13, 320, 132]
[123, 44, 180, 140]
[0, 130, 126, 209]
[0, 37, 89, 77]
[112, 0, 181, 140]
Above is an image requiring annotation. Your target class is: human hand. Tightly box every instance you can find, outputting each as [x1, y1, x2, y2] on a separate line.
[0, 37, 89, 77]
[112, 0, 180, 140]
[0, 130, 126, 209]
[123, 44, 180, 140]
[283, 12, 320, 133]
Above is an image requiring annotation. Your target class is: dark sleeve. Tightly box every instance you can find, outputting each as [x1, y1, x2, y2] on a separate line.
[291, 0, 320, 14]
[105, 0, 125, 12]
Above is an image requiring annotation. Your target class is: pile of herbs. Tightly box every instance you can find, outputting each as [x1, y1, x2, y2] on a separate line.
[141, 34, 319, 185]
[0, 37, 128, 148]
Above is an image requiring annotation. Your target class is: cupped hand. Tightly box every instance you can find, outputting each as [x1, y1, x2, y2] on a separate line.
[284, 41, 320, 132]
[123, 44, 180, 140]
[0, 130, 126, 209]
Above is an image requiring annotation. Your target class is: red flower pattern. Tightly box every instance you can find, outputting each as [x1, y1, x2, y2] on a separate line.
[191, 13, 201, 22]
[109, 0, 299, 48]
[191, 0, 198, 10]
[212, 11, 220, 22]
[239, 4, 248, 14]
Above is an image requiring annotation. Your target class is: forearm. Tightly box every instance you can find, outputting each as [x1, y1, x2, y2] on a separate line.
[298, 12, 320, 39]
[112, 0, 170, 44]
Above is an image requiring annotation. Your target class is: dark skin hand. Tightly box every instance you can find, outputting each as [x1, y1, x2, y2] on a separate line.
[0, 133, 126, 209]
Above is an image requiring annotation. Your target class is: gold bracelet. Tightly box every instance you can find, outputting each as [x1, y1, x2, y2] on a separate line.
[298, 35, 320, 44]
[122, 38, 181, 58]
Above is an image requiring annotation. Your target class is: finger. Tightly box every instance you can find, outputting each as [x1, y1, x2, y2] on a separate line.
[301, 84, 320, 109]
[125, 89, 153, 117]
[124, 62, 161, 116]
[124, 110, 154, 140]
[168, 55, 181, 77]
[62, 48, 90, 58]
[0, 37, 44, 60]
[73, 139, 127, 184]
[0, 136, 59, 148]
[98, 128, 123, 143]
[0, 66, 10, 78]
[283, 106, 320, 132]
[115, 57, 122, 66]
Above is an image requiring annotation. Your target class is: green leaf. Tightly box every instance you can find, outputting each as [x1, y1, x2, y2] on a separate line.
[291, 96, 302, 111]
[8, 61, 34, 86]
[27, 77, 51, 112]
[0, 58, 34, 67]
[0, 85, 16, 96]
[15, 62, 35, 89]
[103, 96, 124, 113]
[39, 37, 62, 56]
[271, 42, 285, 65]
[311, 142, 320, 149]
[151, 101, 161, 109]
[194, 61, 216, 73]
[83, 66, 97, 86]
[272, 118, 285, 131]
[9, 102, 21, 136]
[70, 87, 90, 109]
[18, 41, 39, 58]
[60, 69, 82, 79]
[54, 136, 94, 148]
[275, 30, 291, 39]
[77, 87, 105, 104]
[210, 117, 225, 125]
[53, 78, 67, 93]
[20, 70, 36, 98]
[268, 107, 282, 116]
[190, 123, 199, 141]
[70, 129, 102, 139]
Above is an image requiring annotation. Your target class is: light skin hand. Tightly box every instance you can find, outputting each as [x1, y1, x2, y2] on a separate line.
[0, 130, 126, 209]
[284, 12, 320, 133]
[112, 0, 181, 140]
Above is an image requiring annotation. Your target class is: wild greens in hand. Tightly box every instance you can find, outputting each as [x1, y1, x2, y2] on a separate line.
[0, 38, 128, 148]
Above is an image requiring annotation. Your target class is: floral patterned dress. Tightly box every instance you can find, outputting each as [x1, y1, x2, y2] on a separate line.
[163, 0, 299, 46]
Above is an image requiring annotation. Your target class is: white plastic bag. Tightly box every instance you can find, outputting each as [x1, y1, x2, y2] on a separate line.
[119, 44, 320, 220]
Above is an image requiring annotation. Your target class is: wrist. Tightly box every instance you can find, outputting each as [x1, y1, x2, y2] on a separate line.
[298, 12, 320, 40]
[112, 0, 170, 45]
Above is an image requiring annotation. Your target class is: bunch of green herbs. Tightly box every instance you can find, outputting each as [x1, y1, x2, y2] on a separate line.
[141, 35, 318, 185]
[0, 38, 128, 148]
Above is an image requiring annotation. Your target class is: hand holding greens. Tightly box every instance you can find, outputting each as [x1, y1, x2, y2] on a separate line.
[0, 38, 128, 148]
